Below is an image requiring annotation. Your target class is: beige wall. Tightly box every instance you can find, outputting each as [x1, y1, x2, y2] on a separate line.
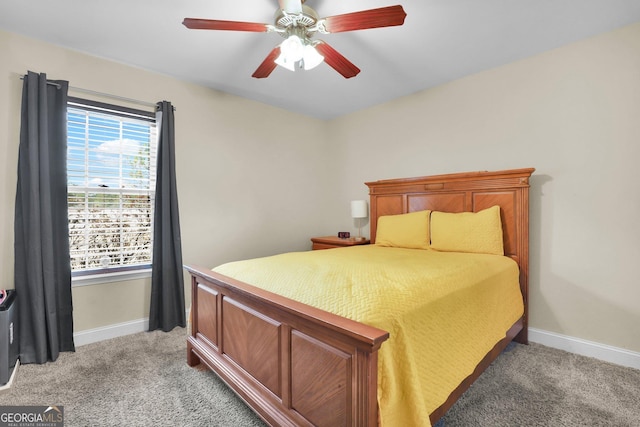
[328, 22, 640, 353]
[2, 21, 639, 354]
[0, 30, 333, 332]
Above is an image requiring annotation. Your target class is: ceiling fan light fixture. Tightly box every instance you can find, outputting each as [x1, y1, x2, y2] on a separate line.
[275, 32, 324, 72]
[275, 50, 296, 71]
[280, 34, 304, 62]
[302, 44, 324, 70]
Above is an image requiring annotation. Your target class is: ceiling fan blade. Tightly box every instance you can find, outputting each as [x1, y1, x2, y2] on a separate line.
[252, 47, 281, 79]
[278, 0, 303, 14]
[321, 5, 407, 33]
[315, 41, 360, 79]
[182, 18, 268, 32]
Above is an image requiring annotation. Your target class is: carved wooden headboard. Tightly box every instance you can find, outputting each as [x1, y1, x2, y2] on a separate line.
[365, 168, 534, 341]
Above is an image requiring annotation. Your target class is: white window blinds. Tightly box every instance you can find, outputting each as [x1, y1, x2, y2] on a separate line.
[67, 98, 158, 274]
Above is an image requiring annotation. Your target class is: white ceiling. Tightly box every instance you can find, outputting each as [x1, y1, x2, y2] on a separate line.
[2, 1, 640, 119]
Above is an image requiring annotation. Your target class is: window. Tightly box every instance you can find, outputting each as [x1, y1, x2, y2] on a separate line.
[67, 98, 157, 277]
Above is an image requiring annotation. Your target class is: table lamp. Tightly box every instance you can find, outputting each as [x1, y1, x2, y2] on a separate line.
[350, 200, 368, 241]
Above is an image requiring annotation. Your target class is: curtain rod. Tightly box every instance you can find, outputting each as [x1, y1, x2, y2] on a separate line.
[69, 86, 158, 109]
[19, 75, 163, 110]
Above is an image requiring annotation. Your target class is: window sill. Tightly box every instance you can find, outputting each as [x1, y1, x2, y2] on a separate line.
[72, 268, 152, 287]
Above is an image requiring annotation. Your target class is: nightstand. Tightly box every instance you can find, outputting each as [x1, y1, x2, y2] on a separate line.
[311, 236, 370, 250]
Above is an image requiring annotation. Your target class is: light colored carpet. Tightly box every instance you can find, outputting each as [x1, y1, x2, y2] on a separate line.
[0, 328, 265, 426]
[443, 342, 640, 426]
[1, 328, 638, 426]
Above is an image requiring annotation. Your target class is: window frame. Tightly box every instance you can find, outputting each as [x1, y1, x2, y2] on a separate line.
[67, 97, 157, 284]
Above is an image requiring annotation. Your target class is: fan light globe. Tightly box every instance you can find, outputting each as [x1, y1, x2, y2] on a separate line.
[281, 35, 304, 62]
[302, 44, 324, 70]
[276, 35, 324, 72]
[275, 51, 296, 71]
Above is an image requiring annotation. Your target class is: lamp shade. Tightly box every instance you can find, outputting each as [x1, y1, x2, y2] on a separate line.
[281, 34, 304, 62]
[276, 36, 324, 72]
[275, 51, 296, 71]
[351, 200, 368, 219]
[302, 44, 324, 70]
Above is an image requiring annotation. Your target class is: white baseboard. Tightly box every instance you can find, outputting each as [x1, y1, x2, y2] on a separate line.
[529, 328, 640, 370]
[73, 310, 189, 347]
[74, 318, 148, 347]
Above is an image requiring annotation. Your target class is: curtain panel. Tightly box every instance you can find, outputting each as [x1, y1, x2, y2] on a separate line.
[14, 71, 75, 364]
[148, 101, 185, 332]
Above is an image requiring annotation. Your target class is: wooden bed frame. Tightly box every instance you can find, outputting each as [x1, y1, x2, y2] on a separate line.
[185, 167, 534, 426]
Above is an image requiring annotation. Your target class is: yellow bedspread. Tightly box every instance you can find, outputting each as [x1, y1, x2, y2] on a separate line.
[213, 245, 524, 427]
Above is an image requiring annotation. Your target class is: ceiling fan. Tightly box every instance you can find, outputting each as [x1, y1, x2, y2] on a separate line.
[182, 0, 407, 79]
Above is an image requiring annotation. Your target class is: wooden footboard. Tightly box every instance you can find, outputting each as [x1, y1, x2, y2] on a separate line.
[185, 265, 389, 427]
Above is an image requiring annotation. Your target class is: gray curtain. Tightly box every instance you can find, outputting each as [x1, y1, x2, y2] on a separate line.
[14, 71, 75, 364]
[148, 101, 185, 332]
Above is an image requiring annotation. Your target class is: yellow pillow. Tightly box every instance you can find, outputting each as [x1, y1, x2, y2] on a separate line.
[375, 210, 431, 249]
[430, 205, 504, 255]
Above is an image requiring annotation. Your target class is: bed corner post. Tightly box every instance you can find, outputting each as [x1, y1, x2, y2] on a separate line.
[514, 168, 534, 345]
[187, 273, 202, 366]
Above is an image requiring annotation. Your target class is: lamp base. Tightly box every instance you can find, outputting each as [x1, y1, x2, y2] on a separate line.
[353, 236, 367, 242]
